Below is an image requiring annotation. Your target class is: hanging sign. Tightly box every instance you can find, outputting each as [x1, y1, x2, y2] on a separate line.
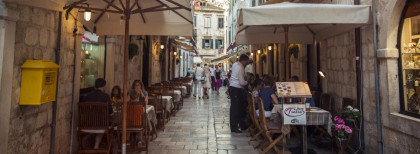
[283, 104, 307, 125]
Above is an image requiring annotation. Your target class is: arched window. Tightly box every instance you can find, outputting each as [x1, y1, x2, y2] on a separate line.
[398, 0, 420, 118]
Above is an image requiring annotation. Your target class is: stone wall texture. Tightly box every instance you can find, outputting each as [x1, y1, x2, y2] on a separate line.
[7, 4, 76, 154]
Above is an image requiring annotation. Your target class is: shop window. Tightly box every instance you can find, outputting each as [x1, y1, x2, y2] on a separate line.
[399, 0, 420, 117]
[80, 32, 105, 89]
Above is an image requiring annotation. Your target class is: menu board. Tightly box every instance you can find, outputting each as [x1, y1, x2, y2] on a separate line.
[276, 82, 312, 98]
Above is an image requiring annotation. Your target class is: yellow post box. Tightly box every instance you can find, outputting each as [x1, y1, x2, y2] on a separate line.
[20, 60, 60, 105]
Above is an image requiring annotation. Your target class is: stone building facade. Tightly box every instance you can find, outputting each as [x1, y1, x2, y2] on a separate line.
[0, 1, 177, 154]
[194, 0, 225, 62]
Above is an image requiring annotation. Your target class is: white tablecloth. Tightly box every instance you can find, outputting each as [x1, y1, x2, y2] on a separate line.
[181, 86, 187, 94]
[162, 96, 174, 112]
[146, 105, 157, 129]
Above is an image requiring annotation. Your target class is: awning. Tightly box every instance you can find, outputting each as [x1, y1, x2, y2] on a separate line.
[174, 40, 195, 52]
[226, 42, 237, 53]
[4, 0, 193, 36]
[236, 2, 371, 44]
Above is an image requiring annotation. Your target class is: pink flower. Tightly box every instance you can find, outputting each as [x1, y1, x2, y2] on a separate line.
[334, 116, 339, 121]
[338, 119, 345, 125]
[345, 127, 352, 133]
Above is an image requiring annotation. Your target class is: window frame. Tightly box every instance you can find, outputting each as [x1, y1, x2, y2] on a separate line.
[397, 1, 420, 119]
[218, 18, 224, 29]
[204, 17, 211, 28]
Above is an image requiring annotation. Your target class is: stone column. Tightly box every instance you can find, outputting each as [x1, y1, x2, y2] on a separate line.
[0, 1, 18, 152]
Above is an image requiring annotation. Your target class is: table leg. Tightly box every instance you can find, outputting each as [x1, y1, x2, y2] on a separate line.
[302, 126, 307, 154]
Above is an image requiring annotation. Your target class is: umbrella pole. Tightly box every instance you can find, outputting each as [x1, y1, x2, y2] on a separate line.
[284, 26, 289, 81]
[122, 0, 131, 153]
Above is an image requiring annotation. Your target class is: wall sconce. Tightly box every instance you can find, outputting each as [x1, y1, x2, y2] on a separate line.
[236, 55, 239, 59]
[154, 42, 165, 50]
[174, 51, 177, 56]
[180, 55, 183, 59]
[268, 45, 272, 51]
[257, 50, 261, 54]
[318, 71, 326, 78]
[251, 53, 254, 57]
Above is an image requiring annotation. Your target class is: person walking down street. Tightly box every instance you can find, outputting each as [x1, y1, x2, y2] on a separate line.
[202, 64, 212, 99]
[229, 54, 250, 133]
[210, 65, 216, 91]
[215, 65, 223, 95]
[193, 63, 205, 99]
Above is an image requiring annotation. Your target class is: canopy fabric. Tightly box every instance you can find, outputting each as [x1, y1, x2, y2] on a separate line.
[174, 40, 195, 51]
[4, 0, 193, 36]
[236, 2, 370, 44]
[193, 56, 202, 63]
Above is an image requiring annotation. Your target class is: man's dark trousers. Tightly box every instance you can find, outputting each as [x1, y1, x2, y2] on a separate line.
[229, 86, 248, 131]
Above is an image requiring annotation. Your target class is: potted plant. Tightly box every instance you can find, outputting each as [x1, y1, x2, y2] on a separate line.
[333, 116, 353, 154]
[289, 44, 299, 58]
[260, 53, 267, 62]
[176, 57, 180, 64]
[129, 43, 139, 60]
[341, 106, 361, 122]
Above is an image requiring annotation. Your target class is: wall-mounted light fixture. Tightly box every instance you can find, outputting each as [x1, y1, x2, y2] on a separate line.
[251, 53, 254, 57]
[257, 50, 261, 54]
[268, 45, 272, 51]
[82, 3, 92, 21]
[180, 55, 183, 59]
[154, 42, 165, 50]
[174, 51, 177, 56]
[318, 71, 326, 78]
[160, 44, 165, 50]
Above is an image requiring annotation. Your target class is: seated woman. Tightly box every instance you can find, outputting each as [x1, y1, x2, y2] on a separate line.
[132, 80, 148, 104]
[257, 78, 280, 118]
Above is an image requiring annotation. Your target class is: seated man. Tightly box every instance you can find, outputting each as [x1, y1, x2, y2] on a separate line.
[257, 78, 280, 118]
[80, 78, 113, 149]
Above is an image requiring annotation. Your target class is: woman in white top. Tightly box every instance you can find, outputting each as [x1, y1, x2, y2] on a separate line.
[202, 64, 212, 99]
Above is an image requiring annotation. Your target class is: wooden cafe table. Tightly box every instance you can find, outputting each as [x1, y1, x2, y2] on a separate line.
[273, 82, 332, 154]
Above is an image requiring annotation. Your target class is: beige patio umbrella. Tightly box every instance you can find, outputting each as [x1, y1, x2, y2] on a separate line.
[236, 2, 370, 80]
[5, 0, 192, 152]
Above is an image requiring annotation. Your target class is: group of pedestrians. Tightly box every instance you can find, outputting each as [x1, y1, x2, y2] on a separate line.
[192, 64, 225, 99]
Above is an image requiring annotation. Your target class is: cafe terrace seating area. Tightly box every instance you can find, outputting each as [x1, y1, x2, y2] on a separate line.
[77, 77, 193, 153]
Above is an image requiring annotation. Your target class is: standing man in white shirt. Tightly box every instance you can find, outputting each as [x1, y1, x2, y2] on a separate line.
[229, 54, 250, 133]
[210, 65, 216, 91]
[193, 63, 204, 99]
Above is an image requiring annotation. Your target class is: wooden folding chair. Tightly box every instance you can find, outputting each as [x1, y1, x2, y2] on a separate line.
[257, 98, 286, 154]
[312, 94, 333, 142]
[115, 101, 148, 153]
[247, 93, 264, 141]
[78, 102, 113, 154]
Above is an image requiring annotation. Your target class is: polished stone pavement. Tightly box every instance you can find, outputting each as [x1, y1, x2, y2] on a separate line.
[148, 88, 260, 154]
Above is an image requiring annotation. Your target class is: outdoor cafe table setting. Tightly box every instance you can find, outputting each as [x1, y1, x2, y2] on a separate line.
[272, 82, 332, 154]
[161, 96, 174, 113]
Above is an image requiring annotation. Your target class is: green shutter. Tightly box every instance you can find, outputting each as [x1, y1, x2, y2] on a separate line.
[210, 39, 213, 49]
[215, 39, 219, 49]
[202, 39, 205, 48]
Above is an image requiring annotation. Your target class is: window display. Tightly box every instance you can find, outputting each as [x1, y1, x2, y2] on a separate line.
[400, 6, 420, 116]
[80, 32, 105, 89]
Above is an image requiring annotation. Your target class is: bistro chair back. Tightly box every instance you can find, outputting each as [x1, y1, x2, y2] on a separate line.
[77, 102, 112, 154]
[115, 101, 148, 153]
[248, 93, 263, 141]
[257, 98, 284, 154]
[79, 102, 109, 129]
[148, 93, 167, 131]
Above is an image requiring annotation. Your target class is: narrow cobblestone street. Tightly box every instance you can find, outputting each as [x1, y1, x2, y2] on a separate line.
[149, 88, 259, 154]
